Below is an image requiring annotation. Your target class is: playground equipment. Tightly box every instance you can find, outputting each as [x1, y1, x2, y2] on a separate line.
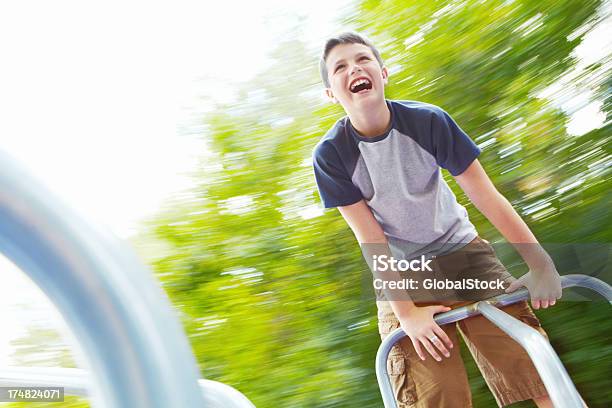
[1, 146, 609, 407]
[0, 150, 255, 407]
[376, 274, 612, 408]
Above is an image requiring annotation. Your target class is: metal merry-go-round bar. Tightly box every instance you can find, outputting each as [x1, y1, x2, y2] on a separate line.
[376, 274, 612, 408]
[0, 149, 255, 407]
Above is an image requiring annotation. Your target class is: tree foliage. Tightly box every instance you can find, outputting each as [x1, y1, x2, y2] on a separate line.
[7, 1, 609, 407]
[144, 1, 610, 407]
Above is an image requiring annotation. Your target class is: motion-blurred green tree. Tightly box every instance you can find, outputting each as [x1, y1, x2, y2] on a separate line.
[9, 2, 608, 408]
[145, 1, 609, 407]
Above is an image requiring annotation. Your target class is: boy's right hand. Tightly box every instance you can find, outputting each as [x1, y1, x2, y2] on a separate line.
[398, 305, 454, 362]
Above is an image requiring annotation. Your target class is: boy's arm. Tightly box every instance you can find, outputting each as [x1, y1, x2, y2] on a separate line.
[337, 200, 453, 362]
[454, 159, 562, 309]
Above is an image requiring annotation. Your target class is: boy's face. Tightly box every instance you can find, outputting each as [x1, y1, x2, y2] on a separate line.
[324, 43, 388, 111]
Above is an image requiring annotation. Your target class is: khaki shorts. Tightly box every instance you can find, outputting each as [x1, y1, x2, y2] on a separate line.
[376, 237, 549, 407]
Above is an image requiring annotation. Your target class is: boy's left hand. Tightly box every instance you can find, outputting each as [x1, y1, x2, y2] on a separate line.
[505, 264, 562, 309]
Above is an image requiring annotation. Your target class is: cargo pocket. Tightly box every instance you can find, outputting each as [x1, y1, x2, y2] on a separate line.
[378, 319, 418, 406]
[386, 352, 418, 407]
[378, 319, 400, 337]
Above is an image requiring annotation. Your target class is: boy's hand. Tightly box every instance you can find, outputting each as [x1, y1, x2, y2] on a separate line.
[398, 305, 453, 362]
[505, 264, 562, 309]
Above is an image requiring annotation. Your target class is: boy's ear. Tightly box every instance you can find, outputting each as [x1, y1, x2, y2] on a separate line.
[382, 66, 389, 85]
[325, 88, 338, 104]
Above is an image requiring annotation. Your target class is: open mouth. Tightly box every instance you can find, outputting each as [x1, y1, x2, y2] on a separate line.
[349, 78, 372, 93]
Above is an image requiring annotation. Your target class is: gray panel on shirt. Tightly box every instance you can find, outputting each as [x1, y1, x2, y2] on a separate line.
[351, 128, 477, 260]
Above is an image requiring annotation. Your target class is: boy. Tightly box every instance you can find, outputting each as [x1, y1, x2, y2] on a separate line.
[312, 32, 563, 407]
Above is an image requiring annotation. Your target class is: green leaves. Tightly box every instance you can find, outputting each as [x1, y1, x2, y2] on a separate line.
[144, 1, 609, 406]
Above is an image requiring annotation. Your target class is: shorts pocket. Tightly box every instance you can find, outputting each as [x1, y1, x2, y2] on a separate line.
[378, 319, 400, 336]
[388, 352, 406, 374]
[386, 353, 418, 406]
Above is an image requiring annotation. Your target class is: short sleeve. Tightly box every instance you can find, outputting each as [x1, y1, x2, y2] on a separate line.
[312, 141, 363, 208]
[430, 108, 481, 176]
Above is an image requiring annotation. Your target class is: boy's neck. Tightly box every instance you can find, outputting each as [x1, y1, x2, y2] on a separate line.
[347, 100, 391, 137]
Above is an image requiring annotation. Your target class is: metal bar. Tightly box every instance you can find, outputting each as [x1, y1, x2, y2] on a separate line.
[0, 150, 257, 407]
[0, 367, 255, 408]
[477, 302, 582, 408]
[376, 274, 611, 408]
[0, 150, 207, 407]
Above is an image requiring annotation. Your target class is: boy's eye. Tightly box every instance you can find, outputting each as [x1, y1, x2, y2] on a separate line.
[359, 56, 370, 61]
[334, 64, 345, 72]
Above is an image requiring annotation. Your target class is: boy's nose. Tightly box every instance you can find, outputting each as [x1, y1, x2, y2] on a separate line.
[349, 64, 363, 76]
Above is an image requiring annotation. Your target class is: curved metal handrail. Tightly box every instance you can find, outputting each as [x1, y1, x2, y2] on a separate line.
[476, 302, 581, 408]
[376, 274, 612, 408]
[0, 149, 253, 407]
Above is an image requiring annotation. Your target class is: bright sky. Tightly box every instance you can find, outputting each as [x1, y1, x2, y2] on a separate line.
[0, 0, 608, 372]
[0, 0, 354, 369]
[0, 0, 353, 239]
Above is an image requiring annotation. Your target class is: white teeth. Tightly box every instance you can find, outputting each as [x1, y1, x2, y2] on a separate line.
[350, 78, 371, 91]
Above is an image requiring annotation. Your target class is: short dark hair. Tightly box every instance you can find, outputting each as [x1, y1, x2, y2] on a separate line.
[319, 32, 384, 88]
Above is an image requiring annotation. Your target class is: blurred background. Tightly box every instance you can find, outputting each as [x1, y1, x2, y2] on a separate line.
[0, 0, 610, 407]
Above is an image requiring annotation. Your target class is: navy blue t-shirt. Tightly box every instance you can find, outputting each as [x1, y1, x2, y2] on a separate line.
[312, 100, 481, 259]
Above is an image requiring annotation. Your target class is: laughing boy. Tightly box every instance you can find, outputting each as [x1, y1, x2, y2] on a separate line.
[312, 32, 564, 407]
